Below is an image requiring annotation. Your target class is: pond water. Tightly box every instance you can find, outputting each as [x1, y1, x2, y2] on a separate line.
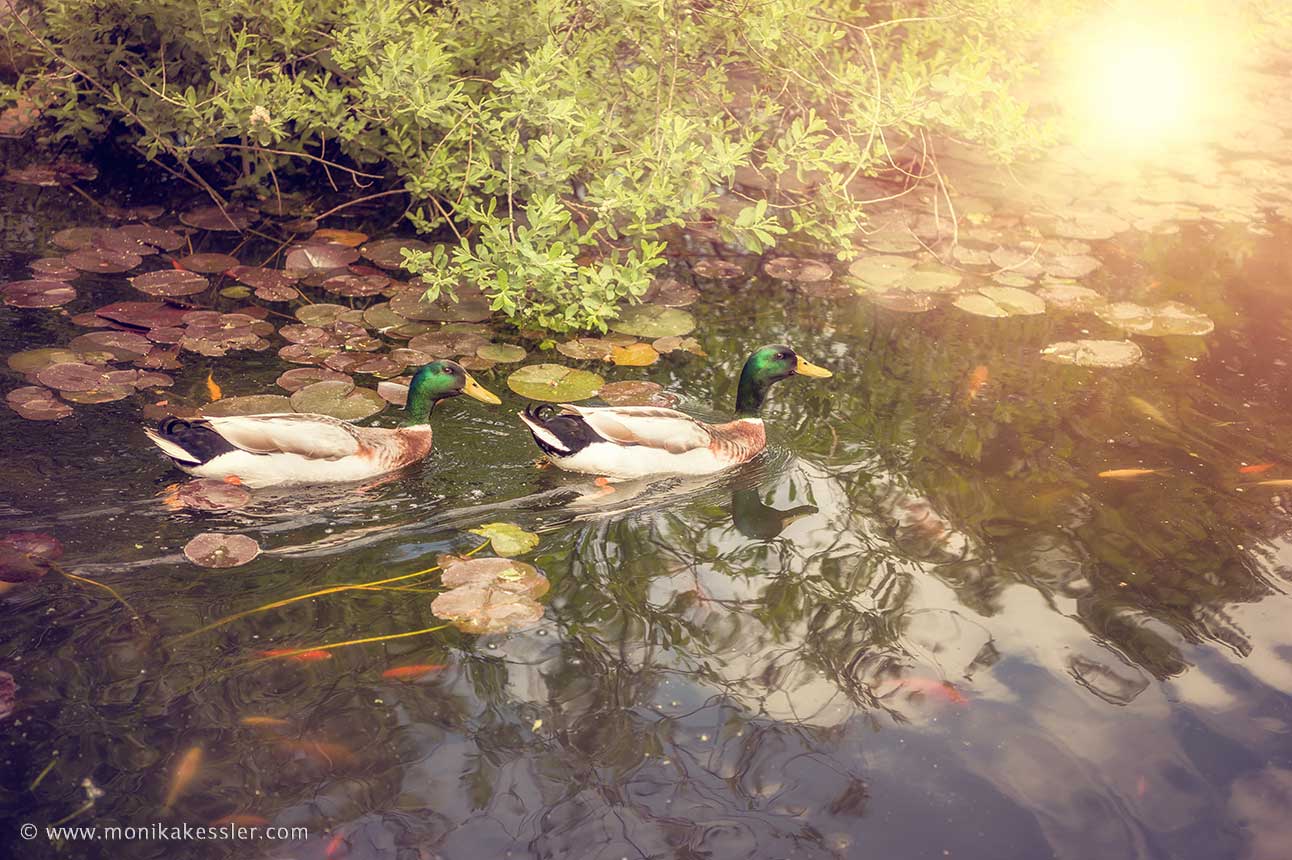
[5, 97, 1292, 860]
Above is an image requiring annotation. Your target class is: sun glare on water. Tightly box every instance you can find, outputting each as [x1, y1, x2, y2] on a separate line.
[1057, 8, 1242, 154]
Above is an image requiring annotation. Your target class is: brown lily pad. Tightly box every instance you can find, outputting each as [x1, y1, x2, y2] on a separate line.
[431, 557, 549, 634]
[642, 278, 700, 307]
[6, 386, 73, 420]
[201, 394, 294, 417]
[289, 380, 385, 420]
[179, 205, 258, 232]
[183, 532, 260, 568]
[276, 367, 353, 392]
[176, 253, 239, 274]
[65, 247, 142, 273]
[598, 380, 678, 407]
[692, 258, 745, 279]
[1, 279, 76, 308]
[70, 330, 153, 360]
[285, 243, 359, 271]
[95, 301, 192, 329]
[360, 238, 432, 269]
[116, 224, 184, 251]
[131, 269, 209, 297]
[176, 479, 252, 511]
[29, 258, 79, 279]
[36, 362, 111, 391]
[52, 227, 108, 250]
[763, 256, 833, 282]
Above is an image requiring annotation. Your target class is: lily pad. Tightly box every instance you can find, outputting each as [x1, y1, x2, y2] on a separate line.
[1041, 340, 1143, 368]
[407, 330, 489, 358]
[95, 301, 191, 329]
[642, 278, 699, 307]
[176, 253, 239, 274]
[477, 343, 527, 363]
[763, 257, 833, 282]
[70, 330, 153, 360]
[866, 292, 939, 313]
[1, 531, 63, 561]
[598, 380, 677, 407]
[60, 385, 133, 404]
[441, 557, 548, 596]
[183, 532, 260, 568]
[51, 227, 108, 250]
[284, 243, 359, 271]
[388, 286, 492, 322]
[692, 258, 745, 279]
[431, 557, 548, 634]
[6, 386, 73, 420]
[846, 255, 917, 289]
[36, 362, 111, 391]
[201, 394, 294, 417]
[29, 258, 79, 279]
[611, 342, 660, 366]
[377, 379, 410, 406]
[1043, 254, 1101, 279]
[289, 380, 385, 420]
[116, 224, 183, 251]
[295, 304, 356, 327]
[556, 338, 615, 361]
[131, 269, 208, 297]
[322, 273, 389, 297]
[859, 225, 922, 253]
[1052, 210, 1129, 241]
[350, 356, 404, 377]
[468, 523, 541, 557]
[180, 205, 258, 232]
[8, 348, 80, 374]
[360, 238, 431, 269]
[652, 335, 706, 356]
[1095, 301, 1214, 337]
[1, 279, 76, 308]
[313, 228, 369, 247]
[65, 247, 142, 273]
[176, 479, 252, 511]
[953, 287, 1046, 318]
[276, 367, 352, 392]
[1036, 283, 1107, 311]
[610, 305, 696, 338]
[507, 364, 603, 402]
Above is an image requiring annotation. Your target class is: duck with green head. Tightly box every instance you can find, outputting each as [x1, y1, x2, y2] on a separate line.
[519, 344, 832, 479]
[144, 360, 501, 487]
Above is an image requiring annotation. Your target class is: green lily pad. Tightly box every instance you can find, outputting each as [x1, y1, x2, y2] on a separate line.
[609, 305, 696, 338]
[468, 523, 541, 557]
[476, 343, 527, 363]
[953, 287, 1045, 318]
[866, 292, 939, 313]
[846, 254, 917, 289]
[1036, 283, 1107, 311]
[1041, 340, 1143, 368]
[556, 338, 616, 361]
[7, 348, 80, 374]
[289, 380, 385, 420]
[1095, 301, 1214, 337]
[388, 285, 492, 322]
[763, 257, 833, 282]
[201, 394, 294, 417]
[507, 364, 603, 402]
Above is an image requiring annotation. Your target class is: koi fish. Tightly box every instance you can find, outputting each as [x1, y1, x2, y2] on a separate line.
[876, 677, 968, 705]
[1251, 479, 1292, 487]
[277, 739, 356, 767]
[205, 372, 222, 401]
[239, 716, 292, 728]
[211, 814, 270, 827]
[963, 365, 989, 404]
[380, 665, 448, 681]
[1098, 468, 1162, 479]
[1127, 395, 1174, 429]
[325, 831, 348, 858]
[259, 648, 333, 662]
[163, 745, 203, 810]
[1238, 463, 1275, 474]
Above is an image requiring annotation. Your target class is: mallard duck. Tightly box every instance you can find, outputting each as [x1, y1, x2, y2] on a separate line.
[144, 361, 500, 487]
[518, 344, 831, 479]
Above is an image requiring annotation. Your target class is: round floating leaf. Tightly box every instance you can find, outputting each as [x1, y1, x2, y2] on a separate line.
[860, 225, 922, 253]
[60, 385, 132, 404]
[201, 394, 294, 417]
[131, 269, 208, 297]
[180, 205, 257, 232]
[350, 355, 404, 376]
[65, 248, 142, 273]
[290, 380, 385, 420]
[116, 224, 183, 250]
[1095, 301, 1214, 337]
[36, 362, 110, 391]
[652, 336, 706, 356]
[228, 266, 298, 291]
[6, 386, 73, 420]
[991, 271, 1034, 288]
[3, 158, 97, 187]
[95, 301, 191, 329]
[1, 531, 63, 561]
[1036, 283, 1107, 311]
[276, 367, 352, 392]
[313, 229, 369, 247]
[284, 243, 359, 271]
[611, 342, 659, 366]
[183, 532, 260, 568]
[29, 258, 79, 279]
[220, 286, 251, 299]
[52, 227, 108, 250]
[609, 305, 696, 338]
[1044, 254, 1101, 279]
[692, 258, 745, 279]
[642, 278, 699, 307]
[407, 330, 489, 358]
[388, 348, 432, 368]
[295, 304, 352, 327]
[8, 348, 79, 374]
[556, 338, 615, 361]
[388, 286, 492, 322]
[989, 245, 1045, 278]
[953, 287, 1045, 318]
[1, 279, 76, 308]
[360, 238, 431, 269]
[894, 269, 963, 293]
[598, 380, 677, 407]
[846, 254, 917, 289]
[763, 256, 833, 282]
[476, 343, 527, 363]
[93, 229, 159, 256]
[1053, 210, 1129, 240]
[507, 364, 603, 402]
[176, 479, 252, 511]
[441, 557, 548, 597]
[322, 273, 389, 297]
[466, 523, 541, 558]
[377, 380, 410, 406]
[1041, 340, 1143, 368]
[430, 584, 543, 635]
[70, 330, 152, 360]
[176, 253, 238, 274]
[866, 292, 939, 313]
[0, 545, 49, 583]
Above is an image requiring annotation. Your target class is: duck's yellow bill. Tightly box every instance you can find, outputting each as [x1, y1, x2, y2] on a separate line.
[795, 355, 833, 378]
[463, 373, 502, 404]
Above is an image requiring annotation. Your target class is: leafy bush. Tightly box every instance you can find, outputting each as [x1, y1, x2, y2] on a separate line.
[4, 0, 1084, 331]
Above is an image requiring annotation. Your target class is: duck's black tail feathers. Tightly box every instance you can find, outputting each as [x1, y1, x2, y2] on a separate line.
[143, 417, 236, 466]
[518, 403, 598, 457]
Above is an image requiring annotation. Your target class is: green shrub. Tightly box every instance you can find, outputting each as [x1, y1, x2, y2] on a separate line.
[4, 0, 1084, 331]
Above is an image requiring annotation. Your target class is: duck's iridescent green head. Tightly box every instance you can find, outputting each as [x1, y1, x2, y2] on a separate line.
[735, 344, 832, 416]
[404, 360, 501, 424]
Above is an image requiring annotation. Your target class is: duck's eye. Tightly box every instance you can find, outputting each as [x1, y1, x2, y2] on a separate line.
[776, 352, 789, 360]
[442, 367, 454, 375]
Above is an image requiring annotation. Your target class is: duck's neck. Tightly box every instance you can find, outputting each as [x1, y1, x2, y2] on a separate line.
[735, 366, 771, 418]
[401, 391, 439, 427]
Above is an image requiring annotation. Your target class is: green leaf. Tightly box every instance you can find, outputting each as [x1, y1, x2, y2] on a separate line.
[468, 522, 540, 557]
